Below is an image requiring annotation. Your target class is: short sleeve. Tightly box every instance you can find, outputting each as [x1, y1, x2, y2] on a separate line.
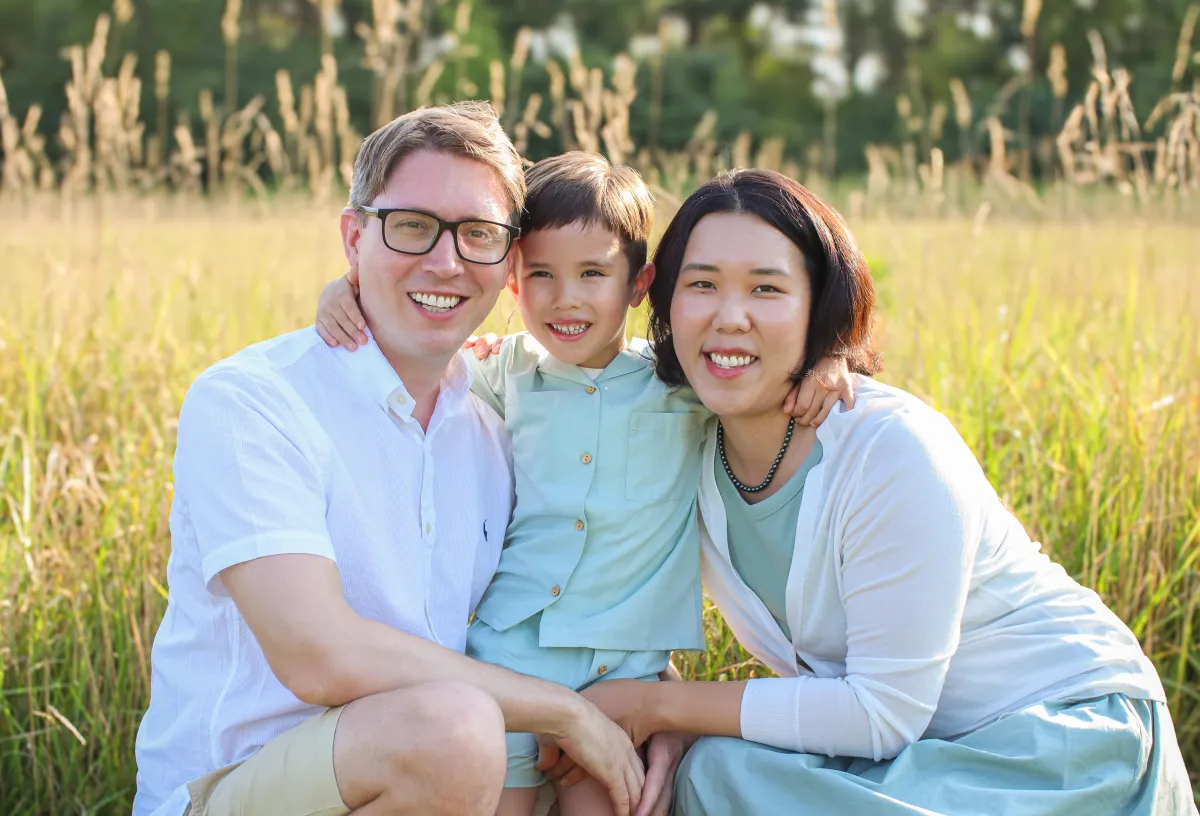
[173, 369, 335, 595]
[462, 342, 512, 419]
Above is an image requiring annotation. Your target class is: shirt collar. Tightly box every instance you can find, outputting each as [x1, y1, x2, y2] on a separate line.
[533, 336, 651, 386]
[336, 328, 474, 423]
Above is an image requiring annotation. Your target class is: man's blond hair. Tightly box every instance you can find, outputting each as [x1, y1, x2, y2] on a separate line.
[347, 101, 525, 221]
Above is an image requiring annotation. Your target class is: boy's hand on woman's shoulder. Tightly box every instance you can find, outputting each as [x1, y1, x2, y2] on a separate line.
[784, 356, 856, 427]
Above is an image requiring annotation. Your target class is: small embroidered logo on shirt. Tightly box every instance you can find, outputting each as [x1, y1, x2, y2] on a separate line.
[483, 520, 488, 541]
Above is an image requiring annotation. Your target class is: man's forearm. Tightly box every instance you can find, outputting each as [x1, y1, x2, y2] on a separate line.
[318, 613, 586, 739]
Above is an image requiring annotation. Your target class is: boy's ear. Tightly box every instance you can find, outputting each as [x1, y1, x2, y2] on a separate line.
[506, 268, 520, 299]
[340, 208, 362, 287]
[629, 262, 656, 307]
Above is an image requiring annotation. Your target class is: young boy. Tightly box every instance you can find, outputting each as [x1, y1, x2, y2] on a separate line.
[315, 152, 852, 816]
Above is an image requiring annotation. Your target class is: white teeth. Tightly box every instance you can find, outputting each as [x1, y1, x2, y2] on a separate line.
[410, 293, 462, 312]
[708, 353, 758, 369]
[551, 323, 590, 336]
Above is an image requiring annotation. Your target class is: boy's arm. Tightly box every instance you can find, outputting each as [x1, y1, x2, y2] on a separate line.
[785, 357, 857, 426]
[315, 273, 368, 351]
[313, 271, 512, 418]
[462, 335, 509, 419]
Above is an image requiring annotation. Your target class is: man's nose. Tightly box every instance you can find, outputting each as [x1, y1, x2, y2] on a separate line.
[423, 229, 464, 278]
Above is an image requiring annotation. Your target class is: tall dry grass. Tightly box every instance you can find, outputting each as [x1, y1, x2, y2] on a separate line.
[1, 2, 1199, 813]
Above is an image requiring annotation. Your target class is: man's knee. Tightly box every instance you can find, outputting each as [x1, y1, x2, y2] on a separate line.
[408, 681, 507, 773]
[339, 682, 506, 814]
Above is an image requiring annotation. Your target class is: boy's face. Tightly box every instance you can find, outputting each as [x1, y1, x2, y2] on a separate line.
[511, 221, 654, 369]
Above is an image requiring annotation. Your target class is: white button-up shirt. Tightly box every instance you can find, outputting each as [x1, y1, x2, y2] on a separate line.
[133, 328, 513, 816]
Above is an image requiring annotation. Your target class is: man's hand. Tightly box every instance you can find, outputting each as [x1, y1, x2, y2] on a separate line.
[542, 702, 645, 816]
[581, 680, 657, 747]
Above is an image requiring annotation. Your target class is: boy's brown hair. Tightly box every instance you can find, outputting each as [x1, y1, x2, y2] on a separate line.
[522, 152, 654, 279]
[348, 101, 525, 222]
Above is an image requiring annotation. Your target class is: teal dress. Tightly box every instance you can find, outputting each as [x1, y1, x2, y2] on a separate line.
[674, 445, 1198, 815]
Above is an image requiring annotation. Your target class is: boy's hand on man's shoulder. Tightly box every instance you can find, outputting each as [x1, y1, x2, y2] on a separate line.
[315, 272, 369, 351]
[462, 332, 502, 360]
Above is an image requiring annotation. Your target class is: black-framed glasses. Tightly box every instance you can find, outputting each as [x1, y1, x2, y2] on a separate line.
[357, 206, 519, 265]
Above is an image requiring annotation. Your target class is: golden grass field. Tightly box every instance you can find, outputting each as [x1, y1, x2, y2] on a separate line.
[1, 194, 1197, 812]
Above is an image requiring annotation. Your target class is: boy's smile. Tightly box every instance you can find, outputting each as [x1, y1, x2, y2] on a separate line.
[511, 221, 654, 369]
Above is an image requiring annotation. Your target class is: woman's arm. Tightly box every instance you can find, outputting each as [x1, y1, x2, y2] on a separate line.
[738, 407, 987, 760]
[581, 679, 747, 746]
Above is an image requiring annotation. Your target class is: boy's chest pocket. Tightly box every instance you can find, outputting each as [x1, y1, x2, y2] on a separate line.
[624, 412, 704, 503]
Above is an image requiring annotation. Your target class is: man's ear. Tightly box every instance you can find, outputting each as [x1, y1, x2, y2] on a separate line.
[341, 208, 363, 287]
[629, 262, 656, 307]
[506, 242, 522, 298]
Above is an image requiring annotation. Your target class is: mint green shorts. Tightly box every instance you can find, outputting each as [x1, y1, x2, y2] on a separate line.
[466, 614, 669, 788]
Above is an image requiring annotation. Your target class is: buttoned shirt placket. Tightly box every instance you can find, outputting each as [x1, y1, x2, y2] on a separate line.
[385, 384, 447, 646]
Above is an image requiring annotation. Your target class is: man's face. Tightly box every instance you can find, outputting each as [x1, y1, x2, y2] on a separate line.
[341, 150, 514, 369]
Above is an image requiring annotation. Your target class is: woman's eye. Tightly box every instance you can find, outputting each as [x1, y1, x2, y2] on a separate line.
[754, 285, 782, 294]
[688, 280, 715, 290]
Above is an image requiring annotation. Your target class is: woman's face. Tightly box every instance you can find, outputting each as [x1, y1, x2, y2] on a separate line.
[670, 212, 811, 419]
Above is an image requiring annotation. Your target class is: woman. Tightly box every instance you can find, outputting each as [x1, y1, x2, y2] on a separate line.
[574, 169, 1196, 815]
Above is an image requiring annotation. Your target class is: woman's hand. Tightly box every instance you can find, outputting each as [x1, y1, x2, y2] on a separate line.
[635, 731, 693, 816]
[784, 356, 856, 426]
[315, 273, 368, 351]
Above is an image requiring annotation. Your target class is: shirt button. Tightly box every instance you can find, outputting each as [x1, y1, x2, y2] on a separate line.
[550, 585, 561, 597]
[394, 395, 407, 406]
[574, 519, 585, 531]
[581, 453, 592, 464]
[586, 385, 597, 394]
[597, 664, 608, 676]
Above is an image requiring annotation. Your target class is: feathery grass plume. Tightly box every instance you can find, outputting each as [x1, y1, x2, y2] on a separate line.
[1174, 6, 1199, 88]
[503, 27, 532, 130]
[222, 0, 242, 117]
[150, 51, 170, 172]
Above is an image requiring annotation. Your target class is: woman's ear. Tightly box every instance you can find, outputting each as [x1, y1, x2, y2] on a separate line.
[629, 262, 656, 307]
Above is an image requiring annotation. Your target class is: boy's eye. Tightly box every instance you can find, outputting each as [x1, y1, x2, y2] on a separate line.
[528, 270, 552, 278]
[582, 269, 606, 278]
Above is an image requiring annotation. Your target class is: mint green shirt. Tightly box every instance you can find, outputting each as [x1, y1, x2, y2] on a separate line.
[466, 332, 709, 652]
[716, 440, 823, 641]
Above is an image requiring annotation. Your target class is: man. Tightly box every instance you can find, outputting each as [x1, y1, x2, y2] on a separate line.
[133, 102, 645, 816]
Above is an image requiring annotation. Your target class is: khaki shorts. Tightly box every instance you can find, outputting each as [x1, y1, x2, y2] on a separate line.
[184, 707, 349, 816]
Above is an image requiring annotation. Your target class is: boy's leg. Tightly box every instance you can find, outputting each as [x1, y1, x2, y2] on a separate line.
[555, 777, 617, 816]
[494, 787, 542, 816]
[189, 680, 506, 816]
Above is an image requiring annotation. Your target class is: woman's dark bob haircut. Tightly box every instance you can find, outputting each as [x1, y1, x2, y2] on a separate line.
[647, 168, 883, 388]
